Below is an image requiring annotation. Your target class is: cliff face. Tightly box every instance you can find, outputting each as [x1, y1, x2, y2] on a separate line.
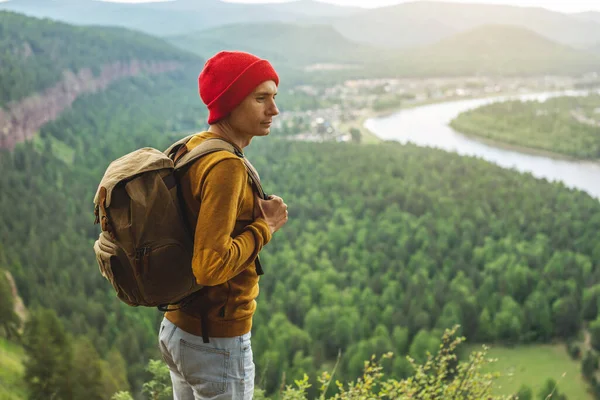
[4, 270, 26, 326]
[0, 60, 183, 150]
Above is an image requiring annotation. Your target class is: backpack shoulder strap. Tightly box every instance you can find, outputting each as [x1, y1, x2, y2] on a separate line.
[174, 138, 268, 200]
[164, 133, 196, 157]
[241, 157, 266, 200]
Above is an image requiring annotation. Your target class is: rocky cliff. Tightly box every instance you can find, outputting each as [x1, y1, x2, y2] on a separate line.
[4, 270, 26, 326]
[0, 60, 183, 150]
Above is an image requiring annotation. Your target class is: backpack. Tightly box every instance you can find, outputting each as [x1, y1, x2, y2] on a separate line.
[92, 134, 267, 311]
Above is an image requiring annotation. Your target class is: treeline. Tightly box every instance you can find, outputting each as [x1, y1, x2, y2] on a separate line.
[0, 64, 366, 397]
[569, 318, 600, 398]
[1, 62, 600, 398]
[0, 68, 205, 395]
[21, 307, 130, 400]
[450, 94, 600, 159]
[0, 10, 199, 107]
[244, 138, 600, 395]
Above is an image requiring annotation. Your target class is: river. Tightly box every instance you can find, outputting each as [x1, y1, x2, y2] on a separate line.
[364, 90, 600, 199]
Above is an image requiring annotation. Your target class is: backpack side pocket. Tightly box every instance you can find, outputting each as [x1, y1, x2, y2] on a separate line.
[94, 232, 141, 306]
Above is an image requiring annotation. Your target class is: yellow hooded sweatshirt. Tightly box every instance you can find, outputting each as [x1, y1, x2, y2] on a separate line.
[165, 131, 272, 337]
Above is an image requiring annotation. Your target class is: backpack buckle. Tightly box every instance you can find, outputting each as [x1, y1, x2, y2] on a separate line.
[173, 144, 189, 164]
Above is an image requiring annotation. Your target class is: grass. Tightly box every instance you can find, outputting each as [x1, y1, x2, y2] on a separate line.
[465, 343, 593, 399]
[337, 115, 382, 145]
[0, 337, 26, 400]
[355, 117, 382, 145]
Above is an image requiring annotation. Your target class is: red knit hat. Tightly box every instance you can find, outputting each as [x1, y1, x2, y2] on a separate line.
[198, 51, 279, 124]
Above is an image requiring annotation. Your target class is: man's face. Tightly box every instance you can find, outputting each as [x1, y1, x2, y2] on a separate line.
[227, 80, 279, 138]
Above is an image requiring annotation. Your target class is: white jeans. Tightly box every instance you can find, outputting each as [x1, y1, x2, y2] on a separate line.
[158, 317, 255, 400]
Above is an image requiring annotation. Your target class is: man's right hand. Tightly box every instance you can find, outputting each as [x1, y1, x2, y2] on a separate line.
[254, 194, 288, 234]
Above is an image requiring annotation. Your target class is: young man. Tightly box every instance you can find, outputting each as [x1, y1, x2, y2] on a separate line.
[158, 51, 288, 400]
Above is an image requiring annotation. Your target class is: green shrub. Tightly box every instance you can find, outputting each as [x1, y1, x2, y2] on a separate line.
[280, 326, 511, 400]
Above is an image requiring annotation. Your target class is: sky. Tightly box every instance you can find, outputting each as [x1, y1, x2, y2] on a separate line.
[97, 0, 600, 14]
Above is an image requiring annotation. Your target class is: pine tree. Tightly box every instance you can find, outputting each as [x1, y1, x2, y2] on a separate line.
[72, 337, 107, 400]
[516, 384, 533, 400]
[23, 308, 74, 400]
[537, 378, 567, 400]
[582, 351, 599, 381]
[102, 348, 131, 397]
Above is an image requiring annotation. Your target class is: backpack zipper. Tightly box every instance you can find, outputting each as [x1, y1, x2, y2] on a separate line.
[133, 240, 184, 276]
[134, 247, 150, 275]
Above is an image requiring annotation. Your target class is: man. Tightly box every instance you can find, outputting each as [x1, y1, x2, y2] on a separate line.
[158, 51, 288, 400]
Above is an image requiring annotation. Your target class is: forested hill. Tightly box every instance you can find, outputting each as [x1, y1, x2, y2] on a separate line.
[2, 9, 600, 400]
[332, 0, 600, 49]
[175, 22, 600, 85]
[375, 24, 600, 78]
[167, 22, 379, 67]
[2, 69, 600, 397]
[0, 11, 201, 149]
[411, 24, 600, 76]
[450, 94, 600, 160]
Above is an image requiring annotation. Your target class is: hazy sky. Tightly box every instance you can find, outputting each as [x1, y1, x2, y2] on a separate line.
[99, 0, 600, 14]
[222, 0, 600, 13]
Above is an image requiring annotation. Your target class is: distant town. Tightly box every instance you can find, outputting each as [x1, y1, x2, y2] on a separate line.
[274, 73, 599, 144]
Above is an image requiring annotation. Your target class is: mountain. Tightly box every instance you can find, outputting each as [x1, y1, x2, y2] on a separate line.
[586, 42, 600, 55]
[174, 22, 600, 81]
[0, 9, 197, 102]
[573, 11, 600, 24]
[167, 22, 379, 68]
[332, 1, 600, 49]
[5, 0, 600, 50]
[0, 0, 353, 36]
[360, 24, 600, 79]
[395, 24, 600, 76]
[118, 0, 359, 17]
[0, 10, 200, 149]
[2, 5, 600, 400]
[167, 21, 411, 87]
[264, 0, 360, 18]
[0, 9, 208, 393]
[0, 0, 244, 35]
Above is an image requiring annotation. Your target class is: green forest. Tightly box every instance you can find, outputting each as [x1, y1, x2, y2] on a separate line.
[450, 93, 600, 160]
[2, 65, 600, 398]
[0, 11, 198, 107]
[2, 9, 600, 400]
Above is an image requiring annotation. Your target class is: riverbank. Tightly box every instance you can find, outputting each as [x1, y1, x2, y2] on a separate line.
[451, 122, 600, 164]
[448, 93, 600, 162]
[348, 90, 539, 145]
[355, 89, 600, 164]
[358, 90, 600, 199]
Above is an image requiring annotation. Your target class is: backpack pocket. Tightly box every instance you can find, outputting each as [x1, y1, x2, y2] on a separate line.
[94, 232, 141, 306]
[138, 240, 198, 306]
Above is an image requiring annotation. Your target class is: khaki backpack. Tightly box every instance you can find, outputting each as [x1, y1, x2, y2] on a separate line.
[92, 134, 266, 311]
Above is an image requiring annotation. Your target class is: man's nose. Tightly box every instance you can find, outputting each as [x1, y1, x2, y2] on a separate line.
[268, 101, 279, 116]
